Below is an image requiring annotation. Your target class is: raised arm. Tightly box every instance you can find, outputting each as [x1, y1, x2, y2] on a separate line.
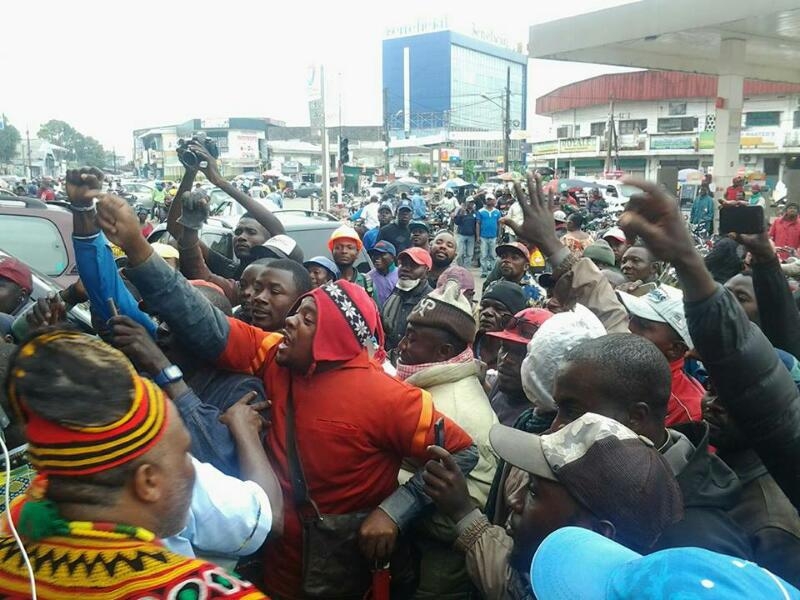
[190, 142, 285, 238]
[65, 167, 156, 336]
[738, 231, 800, 359]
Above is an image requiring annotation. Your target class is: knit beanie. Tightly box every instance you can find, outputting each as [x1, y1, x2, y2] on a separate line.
[328, 225, 364, 252]
[582, 239, 616, 267]
[408, 280, 476, 345]
[483, 281, 527, 314]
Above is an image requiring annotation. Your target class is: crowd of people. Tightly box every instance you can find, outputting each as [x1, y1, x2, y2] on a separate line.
[1, 142, 800, 599]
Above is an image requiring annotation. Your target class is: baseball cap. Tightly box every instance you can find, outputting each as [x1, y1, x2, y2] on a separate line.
[531, 527, 800, 600]
[398, 247, 432, 270]
[303, 256, 340, 279]
[617, 287, 692, 348]
[496, 242, 531, 261]
[485, 193, 496, 201]
[490, 413, 683, 552]
[150, 242, 180, 261]
[251, 234, 305, 262]
[486, 308, 553, 345]
[379, 202, 394, 214]
[397, 200, 413, 212]
[409, 221, 430, 233]
[602, 226, 627, 244]
[369, 240, 397, 257]
[0, 257, 33, 294]
[553, 210, 567, 223]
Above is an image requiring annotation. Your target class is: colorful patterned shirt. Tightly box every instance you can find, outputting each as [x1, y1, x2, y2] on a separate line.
[0, 534, 267, 599]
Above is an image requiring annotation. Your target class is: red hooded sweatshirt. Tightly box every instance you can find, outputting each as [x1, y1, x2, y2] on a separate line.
[666, 357, 705, 426]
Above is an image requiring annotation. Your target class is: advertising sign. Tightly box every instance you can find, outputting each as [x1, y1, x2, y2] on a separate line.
[650, 135, 695, 151]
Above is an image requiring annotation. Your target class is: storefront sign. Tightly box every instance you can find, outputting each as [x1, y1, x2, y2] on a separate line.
[740, 130, 778, 149]
[530, 141, 558, 156]
[650, 135, 695, 151]
[558, 136, 597, 154]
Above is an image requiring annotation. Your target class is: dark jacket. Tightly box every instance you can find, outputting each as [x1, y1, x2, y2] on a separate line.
[752, 256, 800, 359]
[686, 285, 800, 510]
[381, 281, 433, 351]
[654, 421, 752, 559]
[723, 449, 800, 587]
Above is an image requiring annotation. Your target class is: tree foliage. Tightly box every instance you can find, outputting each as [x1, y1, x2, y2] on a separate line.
[38, 119, 106, 167]
[0, 123, 21, 164]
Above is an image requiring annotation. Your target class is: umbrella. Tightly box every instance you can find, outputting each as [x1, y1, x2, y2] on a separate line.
[263, 169, 282, 178]
[382, 181, 415, 196]
[398, 176, 420, 184]
[439, 177, 468, 189]
[497, 171, 523, 182]
[545, 178, 595, 194]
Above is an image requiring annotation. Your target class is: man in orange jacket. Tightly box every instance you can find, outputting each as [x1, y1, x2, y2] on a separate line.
[96, 194, 478, 600]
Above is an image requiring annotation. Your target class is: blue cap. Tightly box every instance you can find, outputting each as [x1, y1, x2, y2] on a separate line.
[369, 241, 397, 256]
[303, 256, 340, 279]
[397, 200, 413, 211]
[409, 221, 430, 233]
[531, 527, 800, 600]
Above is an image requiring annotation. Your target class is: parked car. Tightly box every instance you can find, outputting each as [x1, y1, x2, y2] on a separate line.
[0, 195, 78, 286]
[293, 182, 322, 198]
[121, 182, 156, 209]
[148, 209, 373, 274]
[594, 179, 641, 211]
[0, 247, 93, 334]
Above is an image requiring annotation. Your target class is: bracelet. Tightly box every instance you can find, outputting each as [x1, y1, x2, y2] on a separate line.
[68, 204, 96, 212]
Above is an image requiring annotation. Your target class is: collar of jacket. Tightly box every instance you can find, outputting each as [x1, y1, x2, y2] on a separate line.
[403, 359, 481, 389]
[666, 421, 743, 510]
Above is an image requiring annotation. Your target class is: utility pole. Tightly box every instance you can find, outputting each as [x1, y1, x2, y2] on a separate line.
[25, 128, 32, 179]
[604, 98, 616, 174]
[112, 147, 117, 174]
[337, 72, 343, 206]
[383, 87, 390, 175]
[320, 65, 330, 212]
[503, 65, 511, 173]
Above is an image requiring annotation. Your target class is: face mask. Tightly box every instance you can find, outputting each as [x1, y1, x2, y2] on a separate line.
[396, 278, 421, 291]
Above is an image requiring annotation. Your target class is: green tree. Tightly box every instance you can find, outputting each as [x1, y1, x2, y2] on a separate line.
[38, 119, 106, 167]
[462, 160, 476, 183]
[0, 123, 21, 165]
[411, 159, 431, 178]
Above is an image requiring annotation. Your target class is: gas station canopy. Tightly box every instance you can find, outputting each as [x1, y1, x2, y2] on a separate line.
[528, 0, 800, 84]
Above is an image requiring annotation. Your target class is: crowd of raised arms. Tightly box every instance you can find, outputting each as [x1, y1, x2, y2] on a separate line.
[1, 140, 800, 599]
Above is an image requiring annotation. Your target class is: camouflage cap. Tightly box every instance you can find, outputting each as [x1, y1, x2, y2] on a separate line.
[490, 413, 683, 550]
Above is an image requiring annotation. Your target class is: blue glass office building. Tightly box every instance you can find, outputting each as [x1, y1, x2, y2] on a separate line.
[382, 30, 527, 164]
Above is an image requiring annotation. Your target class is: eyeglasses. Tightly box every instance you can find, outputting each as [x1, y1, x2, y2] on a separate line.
[505, 316, 541, 340]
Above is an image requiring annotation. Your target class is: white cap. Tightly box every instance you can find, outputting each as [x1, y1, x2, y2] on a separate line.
[553, 210, 567, 223]
[617, 287, 693, 348]
[603, 227, 627, 244]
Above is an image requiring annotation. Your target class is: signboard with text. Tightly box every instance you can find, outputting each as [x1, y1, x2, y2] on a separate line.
[558, 136, 597, 154]
[650, 135, 695, 151]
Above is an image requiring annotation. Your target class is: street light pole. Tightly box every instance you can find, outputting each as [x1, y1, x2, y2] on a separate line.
[504, 65, 510, 173]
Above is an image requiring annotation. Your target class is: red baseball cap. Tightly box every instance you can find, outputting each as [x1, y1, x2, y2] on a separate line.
[0, 256, 33, 294]
[399, 247, 433, 270]
[487, 308, 553, 345]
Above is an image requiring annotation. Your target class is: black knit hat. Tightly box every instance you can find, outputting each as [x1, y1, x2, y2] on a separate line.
[483, 281, 527, 314]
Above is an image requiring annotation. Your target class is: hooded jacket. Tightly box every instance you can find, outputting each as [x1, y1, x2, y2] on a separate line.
[654, 421, 752, 559]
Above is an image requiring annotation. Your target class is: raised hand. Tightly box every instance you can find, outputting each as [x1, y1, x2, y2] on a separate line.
[502, 172, 561, 257]
[26, 295, 67, 329]
[618, 178, 695, 264]
[96, 194, 150, 261]
[176, 188, 210, 230]
[65, 167, 104, 207]
[107, 315, 169, 375]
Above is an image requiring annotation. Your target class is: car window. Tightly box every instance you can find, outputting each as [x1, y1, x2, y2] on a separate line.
[202, 232, 233, 260]
[0, 215, 68, 276]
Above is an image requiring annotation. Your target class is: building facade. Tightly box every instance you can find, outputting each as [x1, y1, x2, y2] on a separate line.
[530, 71, 800, 189]
[133, 117, 285, 179]
[382, 23, 528, 173]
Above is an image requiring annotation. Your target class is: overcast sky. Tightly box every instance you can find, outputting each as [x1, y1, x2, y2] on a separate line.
[1, 0, 636, 158]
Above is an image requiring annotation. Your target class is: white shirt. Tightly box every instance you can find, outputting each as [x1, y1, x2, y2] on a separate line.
[164, 457, 272, 567]
[362, 202, 381, 230]
[505, 201, 524, 234]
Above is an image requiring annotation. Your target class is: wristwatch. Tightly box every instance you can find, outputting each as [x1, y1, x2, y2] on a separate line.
[153, 365, 183, 387]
